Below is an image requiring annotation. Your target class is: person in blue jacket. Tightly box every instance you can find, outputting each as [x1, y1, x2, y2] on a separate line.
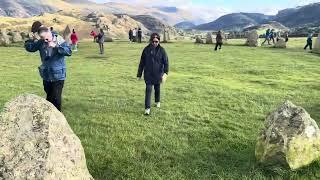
[261, 29, 271, 45]
[304, 33, 313, 50]
[25, 21, 72, 111]
[137, 33, 169, 115]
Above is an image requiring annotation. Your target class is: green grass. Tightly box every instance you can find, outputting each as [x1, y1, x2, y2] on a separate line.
[0, 39, 320, 179]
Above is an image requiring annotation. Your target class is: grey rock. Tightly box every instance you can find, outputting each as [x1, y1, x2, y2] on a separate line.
[313, 33, 320, 54]
[195, 36, 204, 44]
[245, 30, 259, 47]
[0, 94, 94, 179]
[0, 29, 10, 46]
[11, 31, 23, 43]
[256, 100, 320, 170]
[274, 38, 287, 48]
[205, 32, 213, 44]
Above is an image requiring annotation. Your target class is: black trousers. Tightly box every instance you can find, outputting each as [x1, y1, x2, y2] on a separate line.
[214, 42, 222, 51]
[304, 42, 312, 50]
[99, 43, 104, 54]
[138, 36, 142, 43]
[261, 38, 270, 45]
[145, 82, 160, 109]
[43, 80, 64, 111]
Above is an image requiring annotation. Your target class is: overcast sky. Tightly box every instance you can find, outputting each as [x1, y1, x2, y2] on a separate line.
[92, 0, 320, 21]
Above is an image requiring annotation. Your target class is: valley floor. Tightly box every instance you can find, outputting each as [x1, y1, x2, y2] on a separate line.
[0, 39, 319, 179]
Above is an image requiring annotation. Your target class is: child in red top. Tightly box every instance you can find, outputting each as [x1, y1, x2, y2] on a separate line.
[70, 29, 78, 52]
[90, 30, 97, 42]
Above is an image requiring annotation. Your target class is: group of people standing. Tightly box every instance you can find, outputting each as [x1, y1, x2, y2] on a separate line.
[90, 29, 106, 54]
[129, 28, 143, 43]
[261, 29, 289, 45]
[24, 21, 168, 115]
[261, 28, 315, 51]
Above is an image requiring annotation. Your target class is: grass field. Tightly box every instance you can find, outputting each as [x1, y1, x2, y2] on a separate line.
[0, 38, 320, 179]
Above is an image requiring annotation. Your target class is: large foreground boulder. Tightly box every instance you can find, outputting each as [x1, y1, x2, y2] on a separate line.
[245, 30, 259, 47]
[256, 100, 320, 170]
[274, 38, 287, 48]
[313, 33, 320, 54]
[0, 94, 93, 179]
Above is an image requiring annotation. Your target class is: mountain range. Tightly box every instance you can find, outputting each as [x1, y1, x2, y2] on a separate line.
[1, 1, 320, 33]
[0, 0, 203, 25]
[192, 3, 320, 31]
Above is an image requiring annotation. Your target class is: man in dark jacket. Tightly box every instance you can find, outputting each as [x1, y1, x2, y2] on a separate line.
[129, 29, 133, 42]
[214, 30, 223, 51]
[25, 21, 72, 111]
[137, 33, 169, 115]
[304, 33, 313, 50]
[138, 28, 142, 43]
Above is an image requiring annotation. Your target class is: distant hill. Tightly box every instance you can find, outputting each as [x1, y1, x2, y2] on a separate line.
[174, 21, 196, 30]
[274, 2, 320, 28]
[130, 15, 176, 35]
[243, 21, 289, 35]
[0, 0, 204, 25]
[195, 13, 273, 31]
[194, 3, 320, 31]
[0, 0, 57, 17]
[154, 6, 178, 13]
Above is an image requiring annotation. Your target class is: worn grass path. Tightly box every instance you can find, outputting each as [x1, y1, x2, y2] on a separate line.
[0, 38, 320, 179]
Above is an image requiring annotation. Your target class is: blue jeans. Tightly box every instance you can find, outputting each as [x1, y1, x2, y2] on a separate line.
[145, 82, 160, 109]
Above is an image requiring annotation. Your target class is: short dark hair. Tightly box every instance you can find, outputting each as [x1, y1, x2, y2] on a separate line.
[150, 33, 160, 42]
[31, 21, 43, 33]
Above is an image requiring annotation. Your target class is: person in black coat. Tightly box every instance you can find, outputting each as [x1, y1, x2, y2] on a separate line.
[129, 29, 133, 42]
[137, 33, 169, 115]
[138, 28, 142, 43]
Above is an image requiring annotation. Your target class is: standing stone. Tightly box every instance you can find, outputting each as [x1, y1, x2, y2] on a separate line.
[255, 100, 320, 170]
[274, 38, 287, 48]
[163, 29, 168, 43]
[206, 32, 213, 44]
[63, 25, 71, 44]
[11, 31, 23, 43]
[245, 30, 259, 47]
[0, 29, 10, 46]
[0, 94, 94, 179]
[20, 31, 29, 40]
[195, 36, 204, 44]
[313, 33, 320, 54]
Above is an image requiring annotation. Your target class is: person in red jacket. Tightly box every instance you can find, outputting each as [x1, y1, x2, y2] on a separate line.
[70, 29, 78, 52]
[90, 30, 97, 42]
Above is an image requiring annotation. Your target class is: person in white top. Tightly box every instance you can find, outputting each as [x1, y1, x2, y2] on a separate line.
[132, 28, 137, 42]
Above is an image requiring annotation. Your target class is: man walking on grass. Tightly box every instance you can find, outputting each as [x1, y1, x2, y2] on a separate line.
[137, 33, 169, 115]
[214, 30, 223, 51]
[25, 21, 72, 111]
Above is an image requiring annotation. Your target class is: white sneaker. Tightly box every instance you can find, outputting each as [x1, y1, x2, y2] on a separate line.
[144, 109, 150, 115]
[156, 102, 161, 108]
